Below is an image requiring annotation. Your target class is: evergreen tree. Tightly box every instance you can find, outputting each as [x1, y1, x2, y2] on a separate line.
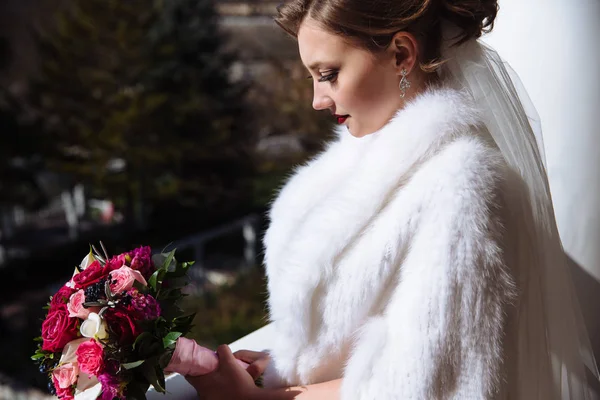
[144, 0, 254, 214]
[29, 0, 254, 227]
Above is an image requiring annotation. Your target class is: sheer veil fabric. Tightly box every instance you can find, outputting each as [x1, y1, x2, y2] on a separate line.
[438, 25, 600, 399]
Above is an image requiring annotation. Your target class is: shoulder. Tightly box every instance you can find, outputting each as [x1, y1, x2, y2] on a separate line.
[435, 132, 507, 187]
[409, 129, 510, 220]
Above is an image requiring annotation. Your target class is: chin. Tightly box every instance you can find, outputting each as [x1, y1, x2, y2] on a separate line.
[348, 125, 373, 138]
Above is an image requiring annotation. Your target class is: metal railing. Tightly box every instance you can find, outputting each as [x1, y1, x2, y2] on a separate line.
[160, 213, 260, 287]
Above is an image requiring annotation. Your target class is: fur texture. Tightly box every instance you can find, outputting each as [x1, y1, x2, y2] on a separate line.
[261, 86, 520, 399]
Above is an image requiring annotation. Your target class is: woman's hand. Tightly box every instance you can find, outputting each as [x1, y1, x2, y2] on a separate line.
[233, 349, 271, 380]
[185, 344, 260, 400]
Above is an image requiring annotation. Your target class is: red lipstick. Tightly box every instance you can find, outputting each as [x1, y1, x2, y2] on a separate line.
[334, 114, 349, 124]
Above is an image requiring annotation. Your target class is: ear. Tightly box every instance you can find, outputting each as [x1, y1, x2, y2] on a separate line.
[387, 31, 419, 76]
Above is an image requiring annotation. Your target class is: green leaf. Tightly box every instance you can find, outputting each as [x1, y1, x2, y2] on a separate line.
[162, 332, 182, 348]
[156, 368, 166, 393]
[151, 253, 167, 270]
[31, 353, 45, 360]
[158, 287, 184, 302]
[158, 302, 182, 321]
[151, 270, 167, 295]
[133, 279, 149, 293]
[148, 269, 160, 291]
[167, 261, 190, 278]
[133, 332, 154, 350]
[163, 274, 189, 289]
[158, 348, 175, 369]
[122, 360, 145, 370]
[161, 250, 176, 271]
[136, 336, 163, 359]
[141, 361, 165, 393]
[172, 314, 195, 333]
[157, 287, 184, 302]
[125, 381, 149, 400]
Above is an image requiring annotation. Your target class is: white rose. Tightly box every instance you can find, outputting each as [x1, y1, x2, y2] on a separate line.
[80, 313, 108, 340]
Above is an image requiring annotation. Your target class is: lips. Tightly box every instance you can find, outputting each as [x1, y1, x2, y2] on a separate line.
[334, 114, 349, 124]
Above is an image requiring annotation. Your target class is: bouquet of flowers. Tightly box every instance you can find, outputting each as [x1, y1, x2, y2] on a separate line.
[32, 243, 244, 400]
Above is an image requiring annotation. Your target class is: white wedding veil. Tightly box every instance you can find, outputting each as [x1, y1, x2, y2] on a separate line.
[438, 25, 600, 399]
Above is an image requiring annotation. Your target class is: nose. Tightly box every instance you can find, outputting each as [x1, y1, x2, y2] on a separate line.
[312, 83, 333, 111]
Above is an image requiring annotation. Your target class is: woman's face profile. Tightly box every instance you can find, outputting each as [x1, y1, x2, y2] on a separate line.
[297, 18, 405, 137]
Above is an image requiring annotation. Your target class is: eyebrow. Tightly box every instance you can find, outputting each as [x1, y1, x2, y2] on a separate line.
[307, 61, 336, 71]
[307, 61, 323, 71]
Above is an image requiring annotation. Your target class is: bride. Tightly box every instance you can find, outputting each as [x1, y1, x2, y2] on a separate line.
[185, 0, 600, 398]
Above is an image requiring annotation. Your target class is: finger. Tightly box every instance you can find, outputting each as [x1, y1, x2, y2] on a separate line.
[216, 344, 235, 364]
[233, 349, 262, 363]
[246, 356, 270, 380]
[246, 363, 262, 381]
[184, 373, 208, 390]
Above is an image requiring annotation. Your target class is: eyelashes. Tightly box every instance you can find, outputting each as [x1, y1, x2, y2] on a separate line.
[318, 72, 338, 83]
[306, 70, 339, 83]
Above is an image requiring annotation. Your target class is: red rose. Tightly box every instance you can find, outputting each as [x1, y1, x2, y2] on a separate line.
[41, 305, 80, 353]
[103, 308, 142, 345]
[76, 338, 104, 376]
[50, 285, 76, 310]
[72, 261, 108, 290]
[52, 374, 75, 400]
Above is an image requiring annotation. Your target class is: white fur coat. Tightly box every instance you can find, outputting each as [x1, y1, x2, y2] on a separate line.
[261, 86, 536, 399]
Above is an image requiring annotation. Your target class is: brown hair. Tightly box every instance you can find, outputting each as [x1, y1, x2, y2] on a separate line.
[275, 0, 498, 72]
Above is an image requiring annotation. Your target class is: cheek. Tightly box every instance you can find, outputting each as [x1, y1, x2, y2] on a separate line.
[340, 66, 397, 118]
[339, 74, 376, 110]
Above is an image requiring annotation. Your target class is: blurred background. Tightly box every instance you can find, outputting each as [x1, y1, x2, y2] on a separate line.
[1, 0, 599, 398]
[0, 0, 333, 397]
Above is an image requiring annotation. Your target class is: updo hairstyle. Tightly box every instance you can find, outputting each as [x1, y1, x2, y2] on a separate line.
[275, 0, 498, 72]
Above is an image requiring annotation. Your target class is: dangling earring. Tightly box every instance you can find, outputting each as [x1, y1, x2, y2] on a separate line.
[399, 68, 410, 98]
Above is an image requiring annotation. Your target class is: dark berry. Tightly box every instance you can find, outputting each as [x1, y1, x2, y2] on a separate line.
[84, 278, 108, 302]
[120, 294, 132, 307]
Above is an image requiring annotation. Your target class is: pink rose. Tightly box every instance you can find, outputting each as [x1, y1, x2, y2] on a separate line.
[52, 373, 75, 399]
[76, 338, 104, 377]
[52, 362, 79, 389]
[42, 305, 80, 353]
[103, 254, 127, 274]
[67, 290, 90, 319]
[109, 266, 147, 294]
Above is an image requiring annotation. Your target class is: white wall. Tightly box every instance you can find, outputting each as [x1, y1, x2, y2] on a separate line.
[482, 0, 600, 359]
